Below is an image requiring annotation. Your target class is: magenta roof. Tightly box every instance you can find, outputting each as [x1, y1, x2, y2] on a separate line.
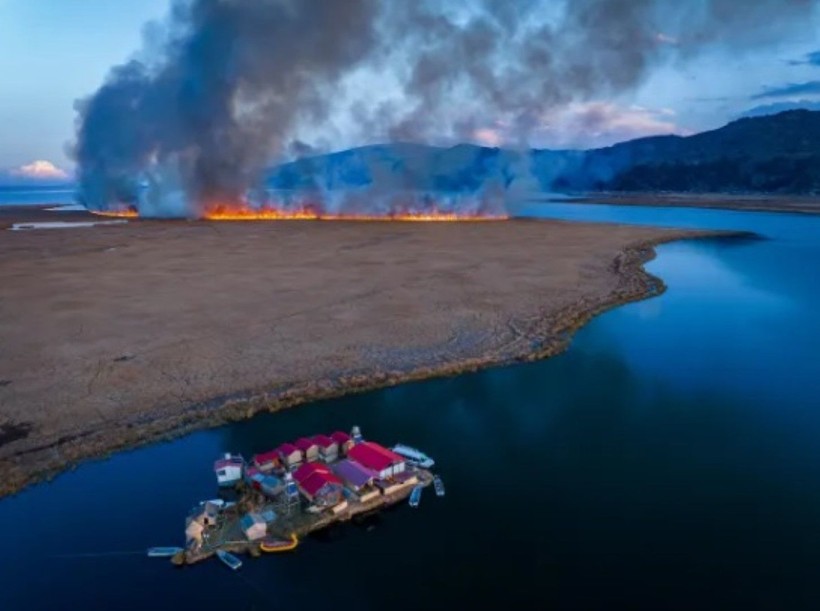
[330, 431, 351, 444]
[301, 471, 343, 497]
[312, 434, 335, 449]
[293, 462, 331, 484]
[348, 442, 403, 472]
[277, 442, 299, 456]
[294, 437, 317, 452]
[253, 450, 280, 465]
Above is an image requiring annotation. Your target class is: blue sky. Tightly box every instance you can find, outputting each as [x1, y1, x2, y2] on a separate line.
[2, 0, 820, 179]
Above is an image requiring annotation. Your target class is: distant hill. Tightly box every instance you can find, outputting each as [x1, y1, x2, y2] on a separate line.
[267, 110, 820, 195]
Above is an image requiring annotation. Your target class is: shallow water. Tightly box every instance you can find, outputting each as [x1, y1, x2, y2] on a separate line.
[0, 186, 75, 206]
[2, 203, 819, 610]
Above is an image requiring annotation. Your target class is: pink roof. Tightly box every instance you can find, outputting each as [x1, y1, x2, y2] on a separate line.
[277, 443, 299, 457]
[330, 431, 351, 444]
[367, 442, 405, 464]
[253, 450, 280, 465]
[293, 462, 331, 483]
[348, 442, 403, 472]
[294, 437, 317, 452]
[300, 471, 343, 497]
[214, 456, 243, 470]
[312, 434, 336, 449]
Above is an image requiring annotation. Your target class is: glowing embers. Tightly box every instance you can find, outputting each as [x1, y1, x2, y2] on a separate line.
[201, 204, 507, 222]
[91, 207, 139, 219]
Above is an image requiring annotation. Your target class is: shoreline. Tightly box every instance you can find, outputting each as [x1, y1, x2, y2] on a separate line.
[545, 192, 820, 215]
[0, 227, 749, 499]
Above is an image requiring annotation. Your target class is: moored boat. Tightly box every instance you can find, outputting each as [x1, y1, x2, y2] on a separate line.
[216, 550, 243, 570]
[260, 534, 299, 553]
[392, 443, 435, 468]
[214, 453, 245, 487]
[409, 484, 423, 508]
[433, 475, 445, 497]
[147, 546, 184, 558]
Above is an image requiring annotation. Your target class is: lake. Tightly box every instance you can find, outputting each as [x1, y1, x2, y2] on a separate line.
[2, 203, 819, 610]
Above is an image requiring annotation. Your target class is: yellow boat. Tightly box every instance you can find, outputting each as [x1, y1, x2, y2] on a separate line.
[260, 533, 299, 553]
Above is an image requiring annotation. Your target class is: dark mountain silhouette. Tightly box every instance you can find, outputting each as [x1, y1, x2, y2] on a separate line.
[267, 110, 820, 195]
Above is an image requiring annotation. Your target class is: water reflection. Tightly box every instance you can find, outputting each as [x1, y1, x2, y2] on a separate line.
[2, 204, 820, 609]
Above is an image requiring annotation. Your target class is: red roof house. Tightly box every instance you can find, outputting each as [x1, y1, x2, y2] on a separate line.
[277, 442, 302, 466]
[295, 437, 319, 462]
[252, 450, 281, 472]
[298, 471, 343, 505]
[348, 442, 405, 479]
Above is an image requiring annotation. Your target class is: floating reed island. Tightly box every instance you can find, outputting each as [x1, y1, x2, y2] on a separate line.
[163, 426, 440, 568]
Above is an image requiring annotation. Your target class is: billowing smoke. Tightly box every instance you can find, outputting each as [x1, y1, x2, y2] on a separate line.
[73, 0, 819, 218]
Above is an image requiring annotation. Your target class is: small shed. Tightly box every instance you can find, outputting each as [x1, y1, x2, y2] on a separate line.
[240, 512, 268, 541]
[252, 450, 281, 472]
[313, 434, 339, 463]
[295, 437, 319, 462]
[277, 443, 302, 468]
[331, 431, 354, 456]
[214, 454, 244, 487]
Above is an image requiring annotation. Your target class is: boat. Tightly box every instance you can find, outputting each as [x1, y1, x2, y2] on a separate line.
[147, 546, 184, 558]
[216, 550, 243, 570]
[392, 444, 435, 469]
[260, 534, 299, 553]
[409, 485, 423, 508]
[433, 475, 445, 497]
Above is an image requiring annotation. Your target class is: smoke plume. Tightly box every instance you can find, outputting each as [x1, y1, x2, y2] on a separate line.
[73, 0, 819, 217]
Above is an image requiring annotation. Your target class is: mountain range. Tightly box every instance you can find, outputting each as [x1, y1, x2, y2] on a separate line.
[267, 110, 820, 195]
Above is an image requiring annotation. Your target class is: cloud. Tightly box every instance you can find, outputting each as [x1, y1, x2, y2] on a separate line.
[788, 50, 820, 66]
[467, 102, 684, 150]
[737, 99, 820, 119]
[538, 102, 684, 149]
[9, 160, 70, 181]
[751, 80, 820, 99]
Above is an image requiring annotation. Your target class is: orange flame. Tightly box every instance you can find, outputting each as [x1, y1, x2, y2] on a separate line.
[91, 203, 508, 222]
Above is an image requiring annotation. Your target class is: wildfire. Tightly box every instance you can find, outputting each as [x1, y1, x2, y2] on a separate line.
[90, 203, 508, 221]
[90, 208, 139, 219]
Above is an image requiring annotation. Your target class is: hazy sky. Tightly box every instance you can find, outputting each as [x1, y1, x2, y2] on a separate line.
[2, 0, 820, 178]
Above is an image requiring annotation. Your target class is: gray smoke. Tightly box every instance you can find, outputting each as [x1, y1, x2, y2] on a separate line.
[73, 0, 819, 217]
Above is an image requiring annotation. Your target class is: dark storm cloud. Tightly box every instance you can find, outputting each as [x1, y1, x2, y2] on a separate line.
[72, 0, 820, 217]
[751, 81, 820, 100]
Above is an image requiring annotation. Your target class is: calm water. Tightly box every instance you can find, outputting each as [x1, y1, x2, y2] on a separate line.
[2, 203, 819, 610]
[0, 185, 76, 206]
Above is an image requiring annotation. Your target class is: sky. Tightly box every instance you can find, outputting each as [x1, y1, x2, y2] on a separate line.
[2, 0, 820, 182]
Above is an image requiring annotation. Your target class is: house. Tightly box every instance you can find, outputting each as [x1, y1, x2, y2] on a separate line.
[332, 459, 376, 492]
[299, 471, 344, 506]
[252, 450, 281, 472]
[295, 437, 319, 462]
[313, 434, 339, 463]
[330, 431, 353, 456]
[240, 512, 268, 541]
[293, 462, 343, 505]
[277, 442, 302, 468]
[348, 442, 406, 480]
[213, 453, 244, 487]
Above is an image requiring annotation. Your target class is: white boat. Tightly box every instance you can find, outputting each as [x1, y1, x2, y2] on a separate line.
[433, 475, 445, 497]
[392, 444, 435, 469]
[216, 550, 243, 570]
[214, 453, 245, 487]
[147, 546, 183, 558]
[409, 485, 423, 508]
